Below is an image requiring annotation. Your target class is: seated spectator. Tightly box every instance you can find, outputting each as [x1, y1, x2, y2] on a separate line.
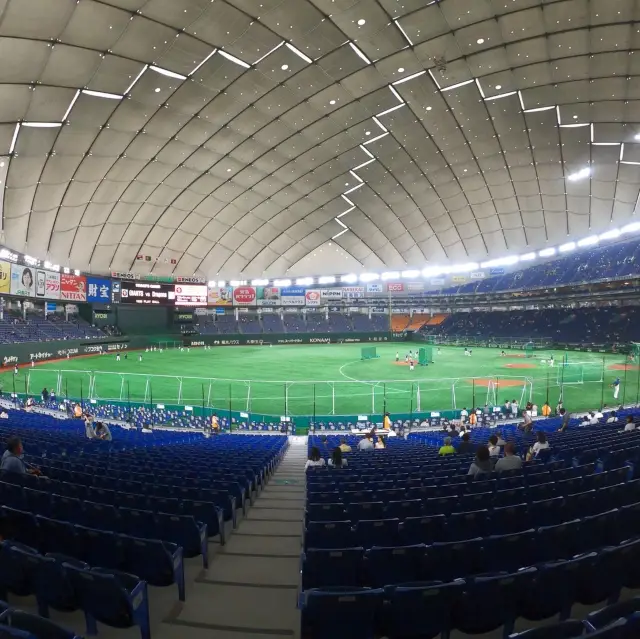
[438, 437, 456, 456]
[527, 431, 549, 461]
[488, 434, 501, 457]
[624, 416, 636, 432]
[495, 442, 523, 472]
[305, 447, 325, 470]
[95, 422, 112, 441]
[338, 437, 352, 453]
[328, 447, 347, 468]
[0, 436, 40, 475]
[375, 437, 386, 450]
[593, 408, 604, 420]
[495, 431, 506, 446]
[0, 411, 7, 419]
[607, 410, 618, 423]
[357, 435, 374, 451]
[587, 411, 599, 425]
[456, 432, 475, 454]
[467, 445, 492, 478]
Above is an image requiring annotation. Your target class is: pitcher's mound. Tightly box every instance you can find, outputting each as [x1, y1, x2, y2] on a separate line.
[608, 363, 640, 371]
[467, 378, 525, 388]
[504, 363, 536, 369]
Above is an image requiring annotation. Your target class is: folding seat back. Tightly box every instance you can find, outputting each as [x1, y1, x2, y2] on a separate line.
[35, 517, 77, 557]
[536, 520, 582, 562]
[0, 483, 26, 510]
[23, 489, 51, 517]
[118, 508, 157, 539]
[618, 502, 640, 540]
[74, 526, 124, 570]
[458, 492, 493, 513]
[528, 497, 565, 527]
[575, 549, 622, 607]
[302, 588, 384, 639]
[447, 509, 488, 541]
[578, 509, 620, 551]
[51, 496, 83, 525]
[385, 499, 422, 519]
[365, 544, 426, 587]
[155, 513, 207, 562]
[424, 496, 451, 515]
[508, 620, 589, 638]
[585, 597, 640, 633]
[342, 490, 374, 505]
[490, 503, 531, 535]
[427, 538, 485, 582]
[2, 508, 40, 550]
[302, 548, 363, 590]
[181, 500, 224, 540]
[306, 503, 346, 523]
[353, 519, 399, 548]
[564, 489, 597, 518]
[398, 515, 446, 545]
[35, 554, 86, 616]
[82, 501, 120, 532]
[348, 502, 385, 521]
[305, 521, 354, 550]
[494, 487, 526, 507]
[484, 530, 537, 572]
[0, 542, 37, 598]
[307, 491, 340, 504]
[0, 607, 79, 639]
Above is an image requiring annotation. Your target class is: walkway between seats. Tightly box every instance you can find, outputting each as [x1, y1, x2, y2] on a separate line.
[160, 436, 307, 639]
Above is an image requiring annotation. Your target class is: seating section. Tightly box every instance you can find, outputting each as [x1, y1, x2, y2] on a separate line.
[0, 311, 106, 344]
[301, 422, 640, 639]
[0, 411, 286, 639]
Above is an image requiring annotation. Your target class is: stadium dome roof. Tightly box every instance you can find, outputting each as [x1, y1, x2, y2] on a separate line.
[0, 0, 638, 279]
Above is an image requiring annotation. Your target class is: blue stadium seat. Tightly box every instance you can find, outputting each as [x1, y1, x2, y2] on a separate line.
[0, 624, 34, 638]
[81, 501, 120, 531]
[2, 508, 40, 550]
[398, 515, 446, 545]
[384, 580, 464, 639]
[66, 565, 150, 639]
[305, 521, 354, 550]
[306, 503, 346, 522]
[301, 587, 384, 639]
[119, 508, 158, 539]
[302, 548, 364, 590]
[155, 513, 208, 567]
[454, 568, 536, 635]
[74, 526, 124, 570]
[34, 553, 86, 617]
[348, 502, 386, 521]
[384, 499, 422, 519]
[618, 502, 640, 540]
[181, 500, 225, 543]
[354, 519, 399, 548]
[578, 509, 620, 550]
[0, 542, 38, 599]
[426, 538, 485, 581]
[490, 504, 531, 534]
[483, 530, 537, 572]
[364, 545, 426, 587]
[536, 520, 582, 561]
[0, 609, 80, 639]
[507, 619, 588, 638]
[585, 598, 640, 632]
[35, 518, 77, 557]
[528, 497, 565, 527]
[446, 509, 488, 540]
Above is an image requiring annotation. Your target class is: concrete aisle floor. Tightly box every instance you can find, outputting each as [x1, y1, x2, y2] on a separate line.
[160, 436, 307, 639]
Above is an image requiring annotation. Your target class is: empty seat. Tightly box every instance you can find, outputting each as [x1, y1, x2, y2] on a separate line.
[0, 609, 80, 639]
[305, 521, 354, 550]
[302, 548, 363, 590]
[399, 515, 446, 545]
[365, 544, 426, 587]
[353, 519, 399, 548]
[306, 503, 346, 522]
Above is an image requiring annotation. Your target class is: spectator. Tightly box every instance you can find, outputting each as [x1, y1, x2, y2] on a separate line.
[496, 431, 506, 446]
[521, 409, 533, 433]
[606, 411, 618, 424]
[541, 402, 551, 417]
[41, 387, 49, 402]
[95, 422, 112, 442]
[456, 432, 475, 454]
[0, 436, 40, 475]
[84, 415, 95, 439]
[338, 437, 352, 453]
[511, 399, 519, 419]
[527, 431, 550, 461]
[588, 411, 600, 425]
[438, 437, 456, 456]
[593, 408, 604, 420]
[468, 445, 493, 478]
[558, 408, 571, 432]
[375, 437, 386, 450]
[357, 435, 374, 451]
[624, 416, 636, 432]
[328, 447, 347, 468]
[488, 434, 501, 457]
[495, 442, 523, 472]
[0, 411, 7, 419]
[305, 447, 325, 470]
[460, 407, 469, 423]
[320, 436, 329, 450]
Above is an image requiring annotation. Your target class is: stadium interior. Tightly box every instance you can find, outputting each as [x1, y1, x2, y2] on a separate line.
[4, 1, 640, 639]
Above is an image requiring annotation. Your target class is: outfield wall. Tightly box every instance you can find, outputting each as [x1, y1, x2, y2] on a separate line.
[183, 332, 394, 347]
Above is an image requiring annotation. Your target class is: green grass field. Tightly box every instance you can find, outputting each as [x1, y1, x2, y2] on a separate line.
[2, 344, 638, 418]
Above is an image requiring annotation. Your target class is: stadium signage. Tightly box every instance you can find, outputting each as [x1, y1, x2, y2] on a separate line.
[176, 276, 205, 284]
[120, 281, 174, 305]
[471, 271, 486, 279]
[320, 289, 342, 299]
[310, 337, 331, 343]
[2, 356, 17, 365]
[86, 278, 111, 303]
[233, 286, 256, 305]
[342, 286, 365, 299]
[94, 313, 108, 319]
[29, 351, 53, 361]
[190, 341, 205, 346]
[174, 284, 207, 306]
[61, 274, 87, 302]
[407, 282, 424, 293]
[489, 268, 505, 276]
[280, 286, 306, 306]
[387, 283, 404, 292]
[305, 290, 322, 306]
[366, 284, 383, 293]
[57, 348, 79, 357]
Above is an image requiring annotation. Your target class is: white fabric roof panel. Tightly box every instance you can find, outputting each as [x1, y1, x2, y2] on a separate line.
[0, 0, 638, 277]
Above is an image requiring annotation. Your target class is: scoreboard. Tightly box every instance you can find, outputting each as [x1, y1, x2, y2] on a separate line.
[174, 284, 207, 306]
[120, 281, 175, 305]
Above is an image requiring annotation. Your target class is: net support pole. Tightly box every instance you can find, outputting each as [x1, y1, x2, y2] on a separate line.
[178, 378, 183, 403]
[332, 382, 335, 415]
[472, 378, 476, 410]
[416, 384, 421, 412]
[127, 381, 131, 424]
[635, 360, 640, 407]
[12, 374, 16, 409]
[623, 357, 629, 405]
[372, 384, 375, 414]
[410, 383, 414, 423]
[383, 383, 387, 423]
[313, 384, 316, 426]
[149, 384, 153, 423]
[284, 382, 288, 418]
[228, 384, 232, 429]
[600, 357, 605, 409]
[546, 365, 550, 405]
[201, 384, 205, 420]
[80, 379, 83, 412]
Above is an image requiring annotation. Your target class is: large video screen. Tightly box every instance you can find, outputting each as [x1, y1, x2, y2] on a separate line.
[120, 281, 175, 305]
[174, 284, 207, 306]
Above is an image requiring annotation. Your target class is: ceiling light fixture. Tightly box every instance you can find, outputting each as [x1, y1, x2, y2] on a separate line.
[495, 84, 502, 90]
[218, 50, 251, 68]
[281, 64, 288, 70]
[477, 38, 485, 44]
[189, 50, 217, 76]
[357, 18, 366, 25]
[285, 42, 312, 64]
[149, 65, 187, 80]
[539, 248, 556, 257]
[81, 89, 123, 100]
[348, 42, 371, 64]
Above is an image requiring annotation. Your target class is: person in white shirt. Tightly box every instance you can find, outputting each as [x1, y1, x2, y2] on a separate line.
[0, 411, 8, 419]
[328, 447, 348, 468]
[488, 434, 501, 457]
[460, 408, 469, 423]
[511, 400, 518, 419]
[588, 412, 600, 425]
[527, 432, 549, 460]
[606, 411, 618, 424]
[305, 447, 326, 470]
[593, 410, 603, 420]
[624, 416, 636, 432]
[357, 436, 374, 451]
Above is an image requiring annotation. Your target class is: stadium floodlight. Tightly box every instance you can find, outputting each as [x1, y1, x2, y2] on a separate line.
[520, 252, 536, 261]
[359, 273, 379, 282]
[208, 281, 216, 287]
[251, 279, 269, 286]
[422, 267, 442, 277]
[599, 229, 621, 240]
[381, 271, 400, 280]
[74, 269, 81, 276]
[450, 262, 478, 273]
[401, 270, 420, 278]
[481, 256, 519, 268]
[559, 242, 576, 253]
[217, 280, 226, 287]
[622, 222, 640, 234]
[577, 235, 599, 247]
[273, 279, 291, 287]
[296, 277, 313, 286]
[341, 274, 358, 283]
[567, 167, 590, 181]
[63, 267, 70, 274]
[318, 276, 336, 285]
[539, 248, 556, 257]
[229, 280, 241, 287]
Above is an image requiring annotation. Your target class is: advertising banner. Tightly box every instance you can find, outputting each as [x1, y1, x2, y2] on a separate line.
[342, 286, 365, 299]
[305, 290, 322, 306]
[366, 283, 383, 293]
[60, 274, 87, 302]
[233, 286, 257, 306]
[208, 286, 233, 306]
[10, 264, 35, 297]
[387, 282, 404, 293]
[407, 282, 424, 293]
[111, 280, 121, 304]
[174, 284, 207, 306]
[0, 261, 11, 294]
[256, 286, 280, 306]
[280, 286, 306, 306]
[490, 267, 505, 276]
[321, 289, 343, 300]
[86, 277, 111, 303]
[452, 276, 467, 284]
[470, 271, 486, 280]
[430, 278, 445, 286]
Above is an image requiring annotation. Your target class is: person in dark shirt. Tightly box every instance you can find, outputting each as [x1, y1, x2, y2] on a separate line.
[456, 432, 475, 454]
[557, 408, 571, 432]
